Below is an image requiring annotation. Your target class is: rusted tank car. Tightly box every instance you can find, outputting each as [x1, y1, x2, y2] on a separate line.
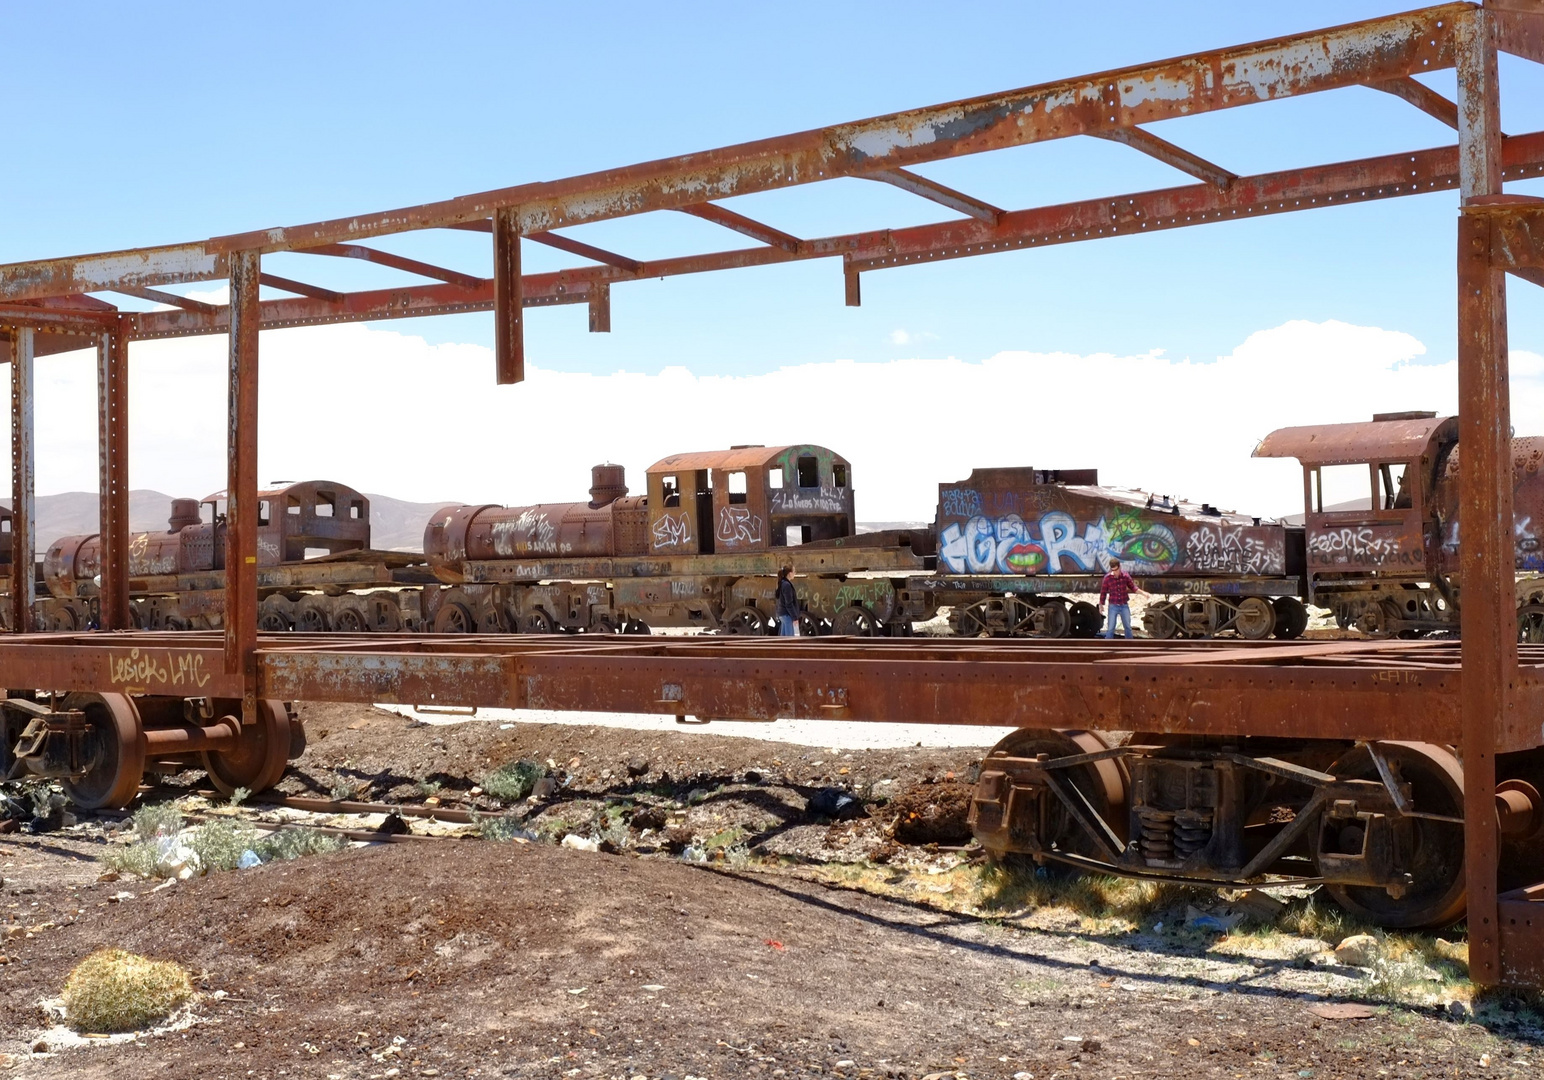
[926, 466, 1309, 639]
[1255, 411, 1544, 637]
[423, 445, 933, 635]
[36, 482, 429, 632]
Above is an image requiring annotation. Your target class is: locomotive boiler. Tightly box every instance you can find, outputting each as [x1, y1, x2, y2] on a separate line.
[423, 445, 933, 635]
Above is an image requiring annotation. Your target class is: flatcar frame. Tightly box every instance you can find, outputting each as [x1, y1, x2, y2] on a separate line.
[0, 2, 1542, 986]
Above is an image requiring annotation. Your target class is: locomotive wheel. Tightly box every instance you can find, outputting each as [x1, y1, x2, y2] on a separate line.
[724, 606, 767, 635]
[433, 601, 475, 633]
[203, 700, 292, 797]
[797, 613, 826, 637]
[61, 693, 144, 811]
[1234, 597, 1277, 640]
[622, 618, 652, 635]
[1144, 602, 1179, 639]
[367, 594, 404, 632]
[258, 597, 293, 632]
[519, 609, 556, 634]
[1032, 599, 1071, 639]
[1519, 603, 1544, 644]
[1272, 596, 1309, 639]
[294, 598, 331, 633]
[333, 600, 369, 632]
[978, 728, 1128, 861]
[1319, 741, 1467, 929]
[478, 605, 509, 633]
[832, 604, 879, 636]
[1069, 601, 1102, 638]
[953, 600, 997, 638]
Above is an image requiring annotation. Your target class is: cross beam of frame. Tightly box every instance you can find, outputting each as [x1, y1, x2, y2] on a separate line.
[0, 5, 1478, 303]
[118, 129, 1544, 341]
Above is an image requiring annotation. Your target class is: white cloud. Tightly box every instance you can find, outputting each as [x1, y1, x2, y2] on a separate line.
[3, 319, 1538, 526]
[889, 329, 911, 345]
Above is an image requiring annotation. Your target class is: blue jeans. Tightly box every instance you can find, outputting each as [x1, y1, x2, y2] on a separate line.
[778, 614, 799, 636]
[1103, 603, 1132, 639]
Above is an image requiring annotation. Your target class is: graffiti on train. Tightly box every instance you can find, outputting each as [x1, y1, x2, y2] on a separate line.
[651, 511, 692, 550]
[716, 506, 764, 546]
[939, 509, 1180, 575]
[1307, 526, 1420, 566]
[1185, 525, 1284, 575]
[769, 486, 845, 514]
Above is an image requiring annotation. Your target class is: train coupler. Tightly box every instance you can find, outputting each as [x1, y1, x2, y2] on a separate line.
[2, 699, 94, 783]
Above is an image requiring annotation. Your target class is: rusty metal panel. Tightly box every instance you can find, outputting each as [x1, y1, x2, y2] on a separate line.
[9, 326, 34, 633]
[259, 648, 516, 707]
[1254, 416, 1454, 465]
[1499, 884, 1544, 988]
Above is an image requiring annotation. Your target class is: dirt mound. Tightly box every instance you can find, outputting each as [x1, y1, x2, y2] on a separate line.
[889, 780, 974, 844]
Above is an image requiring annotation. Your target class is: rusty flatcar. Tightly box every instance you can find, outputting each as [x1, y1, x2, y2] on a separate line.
[422, 445, 933, 635]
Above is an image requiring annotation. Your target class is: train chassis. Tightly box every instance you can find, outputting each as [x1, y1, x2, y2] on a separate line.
[2, 692, 304, 810]
[968, 728, 1544, 927]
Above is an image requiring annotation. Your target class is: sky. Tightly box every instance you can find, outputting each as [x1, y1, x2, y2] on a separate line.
[3, 2, 1544, 523]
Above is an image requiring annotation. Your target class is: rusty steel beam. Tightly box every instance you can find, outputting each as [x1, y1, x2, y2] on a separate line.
[0, 242, 227, 305]
[493, 208, 523, 385]
[8, 326, 33, 633]
[113, 285, 221, 315]
[225, 253, 260, 700]
[97, 325, 130, 631]
[588, 282, 611, 333]
[258, 273, 344, 304]
[527, 231, 643, 273]
[175, 6, 1463, 260]
[1366, 76, 1461, 129]
[677, 203, 804, 253]
[1090, 126, 1238, 188]
[120, 131, 1544, 343]
[864, 168, 1003, 223]
[296, 243, 484, 290]
[1456, 5, 1508, 987]
[1495, 7, 1544, 63]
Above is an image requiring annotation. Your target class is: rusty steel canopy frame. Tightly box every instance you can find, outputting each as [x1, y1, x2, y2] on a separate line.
[1, 1, 1543, 984]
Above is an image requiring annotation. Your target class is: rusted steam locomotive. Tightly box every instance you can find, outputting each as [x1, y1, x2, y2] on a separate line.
[1255, 410, 1544, 637]
[35, 481, 434, 633]
[422, 444, 932, 635]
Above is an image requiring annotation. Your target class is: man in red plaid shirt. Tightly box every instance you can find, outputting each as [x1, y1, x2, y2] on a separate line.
[1098, 557, 1143, 639]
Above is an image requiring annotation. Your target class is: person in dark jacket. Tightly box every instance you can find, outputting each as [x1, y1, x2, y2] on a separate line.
[775, 564, 799, 636]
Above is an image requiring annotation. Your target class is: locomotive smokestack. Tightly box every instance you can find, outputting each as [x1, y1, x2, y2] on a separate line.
[589, 463, 628, 508]
[167, 498, 200, 532]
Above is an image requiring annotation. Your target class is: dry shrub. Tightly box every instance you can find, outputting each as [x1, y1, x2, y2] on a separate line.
[61, 949, 192, 1033]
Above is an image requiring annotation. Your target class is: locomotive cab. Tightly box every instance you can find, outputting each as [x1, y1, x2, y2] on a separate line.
[201, 481, 371, 566]
[645, 445, 855, 556]
[1255, 412, 1454, 630]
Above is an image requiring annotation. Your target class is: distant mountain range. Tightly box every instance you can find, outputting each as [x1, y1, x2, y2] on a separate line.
[1, 490, 450, 553]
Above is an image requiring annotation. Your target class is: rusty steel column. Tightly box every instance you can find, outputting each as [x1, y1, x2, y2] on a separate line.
[1456, 5, 1509, 987]
[588, 283, 611, 333]
[493, 207, 524, 384]
[96, 322, 131, 630]
[225, 252, 260, 720]
[9, 325, 34, 633]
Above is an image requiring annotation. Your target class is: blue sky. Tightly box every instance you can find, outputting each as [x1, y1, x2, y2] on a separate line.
[4, 1, 1542, 376]
[5, 3, 1544, 517]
